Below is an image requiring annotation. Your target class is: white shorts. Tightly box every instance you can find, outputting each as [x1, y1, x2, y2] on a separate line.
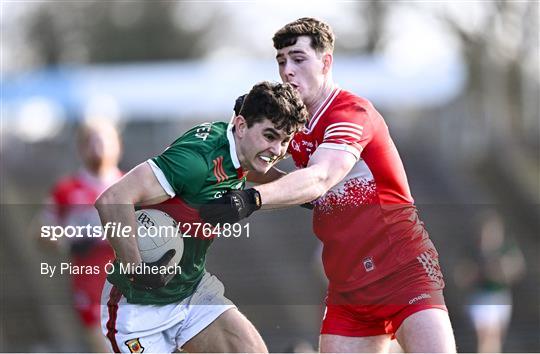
[467, 290, 512, 329]
[100, 272, 235, 353]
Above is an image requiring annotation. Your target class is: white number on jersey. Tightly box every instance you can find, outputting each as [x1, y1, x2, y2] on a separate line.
[195, 123, 213, 141]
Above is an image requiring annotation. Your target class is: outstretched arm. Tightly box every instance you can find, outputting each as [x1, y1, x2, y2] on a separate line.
[255, 147, 356, 208]
[94, 162, 170, 265]
[199, 148, 357, 224]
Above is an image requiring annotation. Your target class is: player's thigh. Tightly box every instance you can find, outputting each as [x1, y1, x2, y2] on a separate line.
[182, 308, 267, 353]
[395, 308, 456, 353]
[319, 334, 392, 353]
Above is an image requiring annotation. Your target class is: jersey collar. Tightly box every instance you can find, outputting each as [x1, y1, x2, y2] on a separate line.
[307, 85, 341, 132]
[227, 123, 241, 169]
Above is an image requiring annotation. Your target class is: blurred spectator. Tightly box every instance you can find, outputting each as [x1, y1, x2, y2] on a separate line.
[37, 118, 123, 352]
[455, 209, 525, 353]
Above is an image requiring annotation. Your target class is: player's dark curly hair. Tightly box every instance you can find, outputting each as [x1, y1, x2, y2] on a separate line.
[238, 82, 308, 135]
[273, 17, 335, 53]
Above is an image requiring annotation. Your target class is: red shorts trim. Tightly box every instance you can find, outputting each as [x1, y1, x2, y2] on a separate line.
[321, 249, 447, 337]
[321, 303, 448, 338]
[106, 286, 123, 353]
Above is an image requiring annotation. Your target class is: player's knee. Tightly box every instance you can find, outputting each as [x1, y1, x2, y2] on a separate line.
[229, 326, 267, 352]
[231, 335, 267, 353]
[225, 313, 267, 353]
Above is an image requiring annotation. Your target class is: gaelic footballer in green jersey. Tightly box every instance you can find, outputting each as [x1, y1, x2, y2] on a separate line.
[106, 121, 248, 304]
[95, 81, 307, 353]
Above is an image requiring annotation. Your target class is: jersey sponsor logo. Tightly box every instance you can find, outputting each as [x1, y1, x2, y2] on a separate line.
[363, 256, 375, 272]
[213, 190, 226, 199]
[212, 156, 229, 183]
[212, 182, 241, 199]
[125, 338, 144, 353]
[291, 140, 301, 152]
[195, 122, 213, 141]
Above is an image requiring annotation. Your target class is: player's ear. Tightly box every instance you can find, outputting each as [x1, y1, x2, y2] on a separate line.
[233, 115, 248, 137]
[322, 53, 333, 75]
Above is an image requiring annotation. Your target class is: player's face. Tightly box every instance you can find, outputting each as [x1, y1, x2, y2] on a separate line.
[236, 117, 292, 173]
[80, 125, 121, 172]
[276, 36, 329, 109]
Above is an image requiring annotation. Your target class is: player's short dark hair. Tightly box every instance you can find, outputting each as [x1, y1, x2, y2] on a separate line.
[273, 17, 335, 53]
[239, 81, 308, 135]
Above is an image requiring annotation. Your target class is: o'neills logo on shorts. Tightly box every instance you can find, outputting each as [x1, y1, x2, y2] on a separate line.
[408, 293, 432, 304]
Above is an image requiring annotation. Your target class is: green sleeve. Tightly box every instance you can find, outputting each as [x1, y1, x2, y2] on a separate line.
[152, 145, 207, 196]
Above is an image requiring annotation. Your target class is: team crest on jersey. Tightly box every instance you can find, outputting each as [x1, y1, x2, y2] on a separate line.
[363, 257, 375, 272]
[125, 338, 144, 353]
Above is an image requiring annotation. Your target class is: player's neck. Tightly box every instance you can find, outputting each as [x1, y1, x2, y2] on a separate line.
[307, 80, 335, 117]
[232, 133, 247, 170]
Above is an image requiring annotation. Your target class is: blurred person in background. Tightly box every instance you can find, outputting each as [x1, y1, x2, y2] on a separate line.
[38, 118, 123, 352]
[201, 17, 456, 353]
[95, 82, 308, 353]
[455, 209, 525, 353]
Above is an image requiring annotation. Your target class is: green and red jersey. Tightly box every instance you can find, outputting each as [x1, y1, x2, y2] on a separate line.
[107, 122, 246, 304]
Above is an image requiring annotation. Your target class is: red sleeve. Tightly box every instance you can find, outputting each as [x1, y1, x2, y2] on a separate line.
[319, 100, 376, 160]
[48, 177, 77, 222]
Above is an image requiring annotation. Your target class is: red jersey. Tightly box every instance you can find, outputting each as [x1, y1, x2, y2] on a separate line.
[288, 88, 435, 291]
[45, 169, 122, 255]
[44, 168, 122, 326]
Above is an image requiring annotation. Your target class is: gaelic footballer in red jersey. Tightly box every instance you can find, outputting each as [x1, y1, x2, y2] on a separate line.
[287, 87, 440, 292]
[202, 18, 456, 353]
[39, 119, 122, 352]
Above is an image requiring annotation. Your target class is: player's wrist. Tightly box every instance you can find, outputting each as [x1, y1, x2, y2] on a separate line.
[199, 188, 262, 225]
[245, 188, 262, 211]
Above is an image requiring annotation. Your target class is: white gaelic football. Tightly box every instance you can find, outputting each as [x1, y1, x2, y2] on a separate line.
[135, 209, 183, 265]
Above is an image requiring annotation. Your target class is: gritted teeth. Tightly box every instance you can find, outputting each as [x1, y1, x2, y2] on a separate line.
[259, 155, 276, 163]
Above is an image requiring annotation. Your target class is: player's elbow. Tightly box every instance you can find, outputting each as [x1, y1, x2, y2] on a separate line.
[311, 168, 333, 199]
[95, 184, 125, 210]
[308, 156, 354, 200]
[94, 188, 112, 211]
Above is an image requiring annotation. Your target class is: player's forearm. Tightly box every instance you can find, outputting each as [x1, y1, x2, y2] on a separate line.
[95, 162, 172, 264]
[247, 167, 287, 184]
[95, 187, 142, 265]
[254, 165, 329, 209]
